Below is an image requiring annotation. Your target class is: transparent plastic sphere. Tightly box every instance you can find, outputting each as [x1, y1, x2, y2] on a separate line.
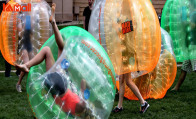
[116, 28, 177, 100]
[89, 0, 161, 78]
[161, 0, 196, 62]
[0, 0, 53, 65]
[27, 27, 116, 119]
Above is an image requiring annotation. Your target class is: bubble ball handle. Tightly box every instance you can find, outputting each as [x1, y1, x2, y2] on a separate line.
[60, 59, 70, 70]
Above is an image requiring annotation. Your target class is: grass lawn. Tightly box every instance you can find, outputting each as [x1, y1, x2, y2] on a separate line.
[0, 68, 195, 119]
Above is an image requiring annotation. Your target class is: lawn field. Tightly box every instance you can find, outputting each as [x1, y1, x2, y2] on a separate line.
[0, 68, 195, 119]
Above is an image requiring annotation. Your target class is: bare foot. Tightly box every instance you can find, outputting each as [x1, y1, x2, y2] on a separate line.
[49, 3, 56, 23]
[15, 64, 29, 73]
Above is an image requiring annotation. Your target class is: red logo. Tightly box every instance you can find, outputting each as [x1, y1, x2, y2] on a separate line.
[81, 39, 116, 89]
[3, 3, 31, 12]
[121, 20, 134, 34]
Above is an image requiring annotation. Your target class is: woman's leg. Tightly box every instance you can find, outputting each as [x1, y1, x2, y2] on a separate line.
[16, 50, 35, 85]
[16, 46, 55, 72]
[172, 60, 192, 91]
[75, 101, 96, 118]
[124, 73, 145, 105]
[16, 50, 30, 92]
[49, 3, 64, 57]
[75, 101, 86, 114]
[117, 75, 125, 108]
[112, 75, 125, 112]
[172, 69, 187, 91]
[28, 50, 35, 60]
[17, 50, 29, 85]
[125, 73, 150, 113]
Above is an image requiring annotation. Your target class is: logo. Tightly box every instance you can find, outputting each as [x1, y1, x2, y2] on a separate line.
[81, 39, 116, 90]
[3, 3, 31, 12]
[121, 20, 134, 34]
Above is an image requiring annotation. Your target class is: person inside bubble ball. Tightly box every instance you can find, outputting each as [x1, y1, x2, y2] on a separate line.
[112, 0, 149, 114]
[43, 72, 94, 118]
[16, 3, 95, 118]
[16, 12, 34, 92]
[172, 7, 196, 91]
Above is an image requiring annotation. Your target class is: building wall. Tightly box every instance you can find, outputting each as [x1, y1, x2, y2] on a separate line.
[46, 0, 52, 6]
[152, 0, 167, 14]
[46, 0, 73, 22]
[73, 0, 88, 21]
[46, 0, 167, 21]
[73, 0, 167, 21]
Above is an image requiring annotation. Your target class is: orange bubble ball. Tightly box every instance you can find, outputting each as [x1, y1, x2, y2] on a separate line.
[0, 0, 52, 65]
[89, 0, 161, 78]
[116, 28, 177, 100]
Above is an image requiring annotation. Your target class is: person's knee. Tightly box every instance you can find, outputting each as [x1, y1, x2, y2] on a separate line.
[43, 46, 52, 54]
[21, 50, 30, 62]
[22, 50, 28, 58]
[119, 77, 125, 85]
[125, 78, 133, 86]
[75, 101, 86, 114]
[43, 46, 51, 51]
[125, 79, 129, 85]
[22, 49, 28, 54]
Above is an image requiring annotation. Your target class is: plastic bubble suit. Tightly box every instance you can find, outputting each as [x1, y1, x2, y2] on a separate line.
[116, 28, 177, 100]
[0, 0, 52, 65]
[27, 26, 116, 119]
[89, 0, 161, 78]
[161, 0, 196, 62]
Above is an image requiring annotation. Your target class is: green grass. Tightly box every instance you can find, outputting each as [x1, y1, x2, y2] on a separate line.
[0, 69, 195, 119]
[0, 73, 34, 119]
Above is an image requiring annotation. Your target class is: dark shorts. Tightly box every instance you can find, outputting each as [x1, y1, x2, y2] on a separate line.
[22, 29, 32, 52]
[181, 59, 196, 72]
